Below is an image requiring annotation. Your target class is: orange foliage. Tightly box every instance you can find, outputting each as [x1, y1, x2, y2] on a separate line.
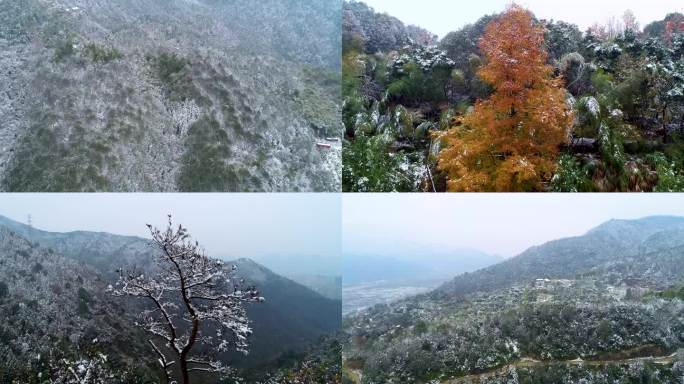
[665, 19, 684, 46]
[437, 4, 572, 191]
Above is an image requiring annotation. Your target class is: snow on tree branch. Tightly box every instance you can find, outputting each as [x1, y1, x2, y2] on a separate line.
[111, 215, 264, 383]
[49, 352, 116, 384]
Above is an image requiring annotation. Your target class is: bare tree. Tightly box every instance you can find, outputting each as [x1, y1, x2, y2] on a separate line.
[622, 10, 639, 33]
[112, 216, 264, 384]
[606, 16, 623, 40]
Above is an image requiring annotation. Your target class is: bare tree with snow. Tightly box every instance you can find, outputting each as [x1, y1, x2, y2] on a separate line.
[112, 215, 264, 384]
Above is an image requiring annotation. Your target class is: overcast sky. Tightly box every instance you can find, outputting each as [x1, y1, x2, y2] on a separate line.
[5, 193, 684, 271]
[0, 193, 341, 263]
[361, 0, 684, 38]
[344, 194, 684, 259]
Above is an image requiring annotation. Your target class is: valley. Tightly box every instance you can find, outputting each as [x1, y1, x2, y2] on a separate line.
[343, 278, 445, 315]
[0, 214, 341, 382]
[343, 216, 684, 383]
[342, 249, 502, 316]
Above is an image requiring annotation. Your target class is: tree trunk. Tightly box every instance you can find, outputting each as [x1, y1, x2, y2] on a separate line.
[180, 359, 190, 384]
[179, 317, 200, 384]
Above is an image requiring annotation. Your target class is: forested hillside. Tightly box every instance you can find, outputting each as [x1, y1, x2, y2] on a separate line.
[343, 216, 684, 383]
[0, 0, 341, 192]
[0, 227, 157, 382]
[342, 1, 684, 192]
[0, 215, 341, 383]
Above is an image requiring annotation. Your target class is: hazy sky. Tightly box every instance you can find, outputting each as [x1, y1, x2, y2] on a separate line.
[361, 0, 684, 38]
[0, 194, 341, 263]
[5, 193, 684, 270]
[344, 194, 684, 258]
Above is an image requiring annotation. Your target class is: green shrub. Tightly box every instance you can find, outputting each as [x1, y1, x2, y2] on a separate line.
[665, 133, 684, 169]
[178, 115, 249, 191]
[413, 320, 428, 335]
[155, 52, 196, 102]
[393, 105, 414, 139]
[614, 69, 648, 119]
[157, 52, 187, 82]
[647, 152, 684, 192]
[657, 285, 684, 300]
[550, 154, 594, 192]
[574, 96, 601, 137]
[342, 50, 365, 136]
[31, 262, 43, 274]
[387, 61, 449, 105]
[591, 69, 615, 98]
[342, 51, 362, 98]
[0, 281, 8, 298]
[84, 43, 123, 63]
[598, 122, 626, 171]
[295, 67, 341, 138]
[77, 287, 91, 315]
[450, 68, 465, 86]
[342, 136, 415, 192]
[387, 62, 424, 103]
[53, 36, 76, 62]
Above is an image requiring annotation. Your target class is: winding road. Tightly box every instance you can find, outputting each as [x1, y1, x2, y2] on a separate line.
[441, 351, 677, 383]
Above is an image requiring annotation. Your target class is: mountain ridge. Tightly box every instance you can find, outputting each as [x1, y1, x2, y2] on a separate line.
[0, 214, 341, 376]
[0, 214, 341, 300]
[439, 215, 684, 295]
[344, 215, 684, 383]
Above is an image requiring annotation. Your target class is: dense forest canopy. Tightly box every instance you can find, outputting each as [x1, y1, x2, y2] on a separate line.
[342, 1, 684, 192]
[0, 0, 342, 192]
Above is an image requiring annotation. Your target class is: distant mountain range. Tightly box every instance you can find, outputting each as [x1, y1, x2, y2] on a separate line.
[438, 216, 684, 296]
[250, 254, 341, 278]
[247, 253, 342, 300]
[287, 274, 342, 301]
[344, 248, 502, 285]
[0, 214, 341, 380]
[344, 216, 684, 383]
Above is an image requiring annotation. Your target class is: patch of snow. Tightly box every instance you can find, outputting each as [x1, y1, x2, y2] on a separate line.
[584, 96, 600, 117]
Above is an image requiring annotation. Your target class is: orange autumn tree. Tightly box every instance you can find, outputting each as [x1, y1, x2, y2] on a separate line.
[436, 4, 572, 191]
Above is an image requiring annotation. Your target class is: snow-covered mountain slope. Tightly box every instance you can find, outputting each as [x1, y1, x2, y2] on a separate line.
[439, 216, 684, 296]
[0, 226, 155, 380]
[344, 217, 684, 383]
[0, 0, 341, 191]
[0, 214, 341, 377]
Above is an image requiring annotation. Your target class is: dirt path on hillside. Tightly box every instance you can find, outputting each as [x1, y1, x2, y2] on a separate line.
[442, 351, 677, 383]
